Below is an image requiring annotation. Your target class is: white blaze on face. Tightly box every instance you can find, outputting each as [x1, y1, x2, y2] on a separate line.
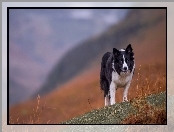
[122, 54, 128, 71]
[112, 61, 116, 72]
[120, 49, 125, 51]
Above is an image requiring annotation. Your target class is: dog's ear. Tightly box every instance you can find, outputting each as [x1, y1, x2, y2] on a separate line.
[126, 44, 133, 53]
[113, 48, 119, 56]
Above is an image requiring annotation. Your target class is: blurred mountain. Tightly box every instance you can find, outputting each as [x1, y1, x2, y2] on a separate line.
[9, 9, 128, 106]
[9, 77, 32, 106]
[36, 9, 166, 96]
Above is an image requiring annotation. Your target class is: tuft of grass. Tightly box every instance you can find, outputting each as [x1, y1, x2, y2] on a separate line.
[121, 93, 166, 124]
[132, 63, 166, 99]
[9, 94, 48, 124]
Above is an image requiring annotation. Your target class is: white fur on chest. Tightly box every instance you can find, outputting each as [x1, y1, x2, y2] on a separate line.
[111, 71, 133, 88]
[109, 69, 134, 105]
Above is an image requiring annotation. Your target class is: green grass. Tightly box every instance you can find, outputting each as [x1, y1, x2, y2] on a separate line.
[60, 92, 166, 124]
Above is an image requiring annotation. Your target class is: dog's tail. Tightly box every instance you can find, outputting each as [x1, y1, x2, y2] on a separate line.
[100, 52, 111, 97]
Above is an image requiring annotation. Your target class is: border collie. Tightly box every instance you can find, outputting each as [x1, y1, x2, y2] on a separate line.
[100, 44, 135, 106]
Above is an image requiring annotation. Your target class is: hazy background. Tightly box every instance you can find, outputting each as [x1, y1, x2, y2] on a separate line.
[9, 9, 130, 106]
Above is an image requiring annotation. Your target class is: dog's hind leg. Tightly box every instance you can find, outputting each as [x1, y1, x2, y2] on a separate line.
[105, 95, 110, 106]
[110, 82, 116, 105]
[103, 82, 110, 106]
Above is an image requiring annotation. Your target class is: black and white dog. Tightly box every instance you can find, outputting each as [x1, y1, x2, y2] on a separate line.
[100, 44, 135, 106]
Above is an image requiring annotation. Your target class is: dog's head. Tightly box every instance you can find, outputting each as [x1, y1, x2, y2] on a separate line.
[112, 44, 135, 75]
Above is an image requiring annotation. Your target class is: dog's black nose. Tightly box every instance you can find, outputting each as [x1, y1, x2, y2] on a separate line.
[123, 67, 127, 71]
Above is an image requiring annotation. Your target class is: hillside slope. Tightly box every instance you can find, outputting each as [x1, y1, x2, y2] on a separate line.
[61, 92, 166, 124]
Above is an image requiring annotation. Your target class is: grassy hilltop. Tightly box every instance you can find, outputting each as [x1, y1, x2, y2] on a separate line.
[61, 92, 166, 124]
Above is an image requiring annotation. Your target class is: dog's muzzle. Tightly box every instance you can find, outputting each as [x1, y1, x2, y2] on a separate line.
[121, 69, 130, 75]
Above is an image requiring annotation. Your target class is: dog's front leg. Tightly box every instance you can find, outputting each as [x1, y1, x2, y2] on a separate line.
[110, 81, 116, 105]
[123, 81, 131, 102]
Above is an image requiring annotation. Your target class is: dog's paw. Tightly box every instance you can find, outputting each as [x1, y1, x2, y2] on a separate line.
[110, 100, 116, 105]
[123, 97, 128, 102]
[123, 100, 128, 102]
